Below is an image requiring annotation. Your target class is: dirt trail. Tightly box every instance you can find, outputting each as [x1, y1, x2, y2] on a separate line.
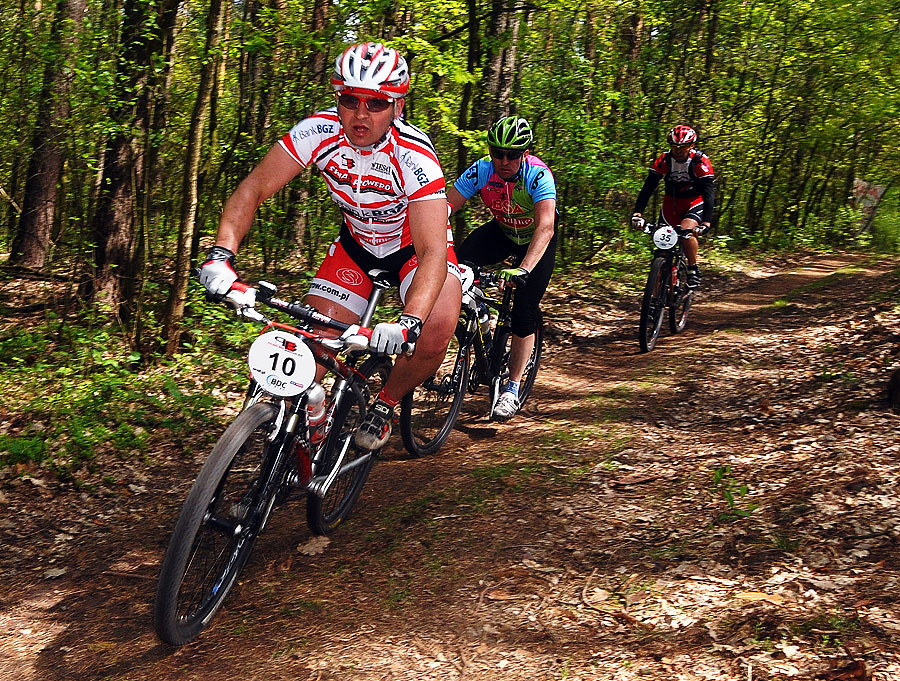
[1, 252, 899, 681]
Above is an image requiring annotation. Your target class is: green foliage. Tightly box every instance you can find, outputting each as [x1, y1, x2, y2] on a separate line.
[0, 296, 250, 476]
[710, 466, 758, 521]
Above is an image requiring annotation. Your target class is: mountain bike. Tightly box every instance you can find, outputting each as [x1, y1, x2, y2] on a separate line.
[638, 223, 695, 352]
[154, 273, 400, 646]
[399, 263, 543, 457]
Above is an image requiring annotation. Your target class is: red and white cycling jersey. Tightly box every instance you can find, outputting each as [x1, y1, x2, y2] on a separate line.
[279, 109, 447, 259]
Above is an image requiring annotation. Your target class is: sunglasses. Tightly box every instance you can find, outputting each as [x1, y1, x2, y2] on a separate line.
[489, 148, 524, 161]
[337, 93, 394, 113]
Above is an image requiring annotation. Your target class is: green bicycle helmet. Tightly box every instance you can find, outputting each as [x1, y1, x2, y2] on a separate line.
[487, 116, 533, 150]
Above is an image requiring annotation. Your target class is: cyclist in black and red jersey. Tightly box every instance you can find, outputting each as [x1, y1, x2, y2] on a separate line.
[198, 42, 463, 452]
[631, 125, 714, 289]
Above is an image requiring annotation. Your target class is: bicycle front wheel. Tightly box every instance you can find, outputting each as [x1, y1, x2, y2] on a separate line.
[399, 330, 471, 457]
[154, 402, 281, 646]
[668, 259, 693, 334]
[306, 356, 390, 535]
[639, 257, 667, 353]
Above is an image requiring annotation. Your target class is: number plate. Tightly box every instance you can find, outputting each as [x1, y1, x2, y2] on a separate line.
[652, 225, 679, 250]
[247, 331, 316, 397]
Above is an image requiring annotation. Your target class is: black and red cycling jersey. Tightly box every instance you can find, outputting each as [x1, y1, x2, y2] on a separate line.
[633, 148, 715, 224]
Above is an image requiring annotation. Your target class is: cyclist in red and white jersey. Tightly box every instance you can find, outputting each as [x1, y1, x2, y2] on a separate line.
[199, 42, 462, 451]
[631, 125, 715, 289]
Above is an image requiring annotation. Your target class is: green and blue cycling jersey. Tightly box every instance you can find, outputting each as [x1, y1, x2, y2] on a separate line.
[453, 154, 557, 245]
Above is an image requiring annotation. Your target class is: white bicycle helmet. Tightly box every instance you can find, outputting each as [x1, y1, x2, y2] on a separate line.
[331, 42, 410, 98]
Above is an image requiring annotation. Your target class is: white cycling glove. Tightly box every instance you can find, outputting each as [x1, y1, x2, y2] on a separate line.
[225, 286, 258, 318]
[198, 246, 238, 296]
[369, 314, 422, 355]
[631, 214, 645, 230]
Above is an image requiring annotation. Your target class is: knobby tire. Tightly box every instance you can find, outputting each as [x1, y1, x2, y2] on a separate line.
[639, 257, 667, 353]
[306, 356, 390, 535]
[492, 310, 543, 409]
[399, 330, 471, 457]
[154, 402, 281, 646]
[668, 259, 692, 334]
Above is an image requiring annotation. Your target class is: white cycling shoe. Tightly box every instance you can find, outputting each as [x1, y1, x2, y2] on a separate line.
[492, 391, 520, 422]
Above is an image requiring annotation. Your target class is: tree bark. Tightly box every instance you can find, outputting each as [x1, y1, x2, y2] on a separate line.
[454, 0, 481, 243]
[91, 0, 180, 318]
[164, 0, 226, 355]
[10, 0, 86, 269]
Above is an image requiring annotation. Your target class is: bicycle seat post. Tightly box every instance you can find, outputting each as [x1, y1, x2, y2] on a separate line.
[358, 269, 394, 328]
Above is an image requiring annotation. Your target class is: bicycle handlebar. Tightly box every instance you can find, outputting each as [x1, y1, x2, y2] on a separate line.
[212, 281, 374, 353]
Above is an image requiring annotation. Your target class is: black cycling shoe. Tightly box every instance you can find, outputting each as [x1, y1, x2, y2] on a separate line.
[687, 265, 702, 289]
[354, 399, 393, 450]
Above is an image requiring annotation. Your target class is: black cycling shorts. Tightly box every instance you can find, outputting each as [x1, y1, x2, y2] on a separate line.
[455, 218, 557, 337]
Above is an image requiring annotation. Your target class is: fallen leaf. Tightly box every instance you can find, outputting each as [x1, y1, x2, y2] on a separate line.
[297, 536, 331, 555]
[816, 660, 868, 681]
[733, 591, 786, 606]
[610, 472, 659, 487]
[484, 588, 524, 601]
[44, 567, 67, 579]
[588, 588, 611, 603]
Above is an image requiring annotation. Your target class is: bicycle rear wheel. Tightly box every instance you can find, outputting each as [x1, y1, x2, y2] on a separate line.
[399, 330, 471, 457]
[639, 257, 667, 353]
[154, 402, 281, 646]
[306, 356, 390, 535]
[668, 259, 693, 334]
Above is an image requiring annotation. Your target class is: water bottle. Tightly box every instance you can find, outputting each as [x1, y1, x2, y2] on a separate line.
[477, 302, 493, 349]
[305, 384, 327, 443]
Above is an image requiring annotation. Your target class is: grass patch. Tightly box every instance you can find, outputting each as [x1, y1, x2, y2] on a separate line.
[770, 268, 859, 306]
[771, 534, 801, 553]
[792, 612, 861, 648]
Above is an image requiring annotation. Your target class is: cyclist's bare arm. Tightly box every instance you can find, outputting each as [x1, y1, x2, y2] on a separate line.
[446, 186, 467, 217]
[215, 145, 305, 252]
[518, 198, 557, 273]
[403, 197, 452, 321]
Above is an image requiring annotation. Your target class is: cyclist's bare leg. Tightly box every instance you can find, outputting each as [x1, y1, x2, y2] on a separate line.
[307, 273, 461, 398]
[305, 295, 360, 382]
[509, 333, 535, 385]
[387, 271, 462, 399]
[679, 217, 700, 266]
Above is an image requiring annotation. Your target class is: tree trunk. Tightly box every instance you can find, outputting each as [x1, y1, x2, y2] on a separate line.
[164, 0, 225, 355]
[91, 0, 180, 317]
[496, 6, 522, 113]
[454, 0, 480, 243]
[10, 0, 86, 269]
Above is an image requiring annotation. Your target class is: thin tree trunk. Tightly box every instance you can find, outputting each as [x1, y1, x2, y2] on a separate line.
[164, 0, 225, 355]
[454, 0, 480, 243]
[496, 6, 522, 113]
[10, 0, 86, 269]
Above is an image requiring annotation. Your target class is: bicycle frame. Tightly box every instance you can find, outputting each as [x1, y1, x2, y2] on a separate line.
[461, 269, 516, 393]
[639, 223, 694, 352]
[236, 273, 394, 500]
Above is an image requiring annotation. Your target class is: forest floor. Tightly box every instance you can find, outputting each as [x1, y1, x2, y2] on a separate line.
[1, 251, 900, 681]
